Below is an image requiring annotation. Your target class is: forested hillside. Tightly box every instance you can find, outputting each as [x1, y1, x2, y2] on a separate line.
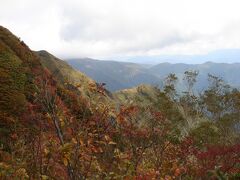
[0, 26, 240, 179]
[68, 58, 161, 91]
[68, 58, 240, 92]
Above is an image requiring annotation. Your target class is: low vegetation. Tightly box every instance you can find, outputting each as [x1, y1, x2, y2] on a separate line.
[0, 26, 239, 179]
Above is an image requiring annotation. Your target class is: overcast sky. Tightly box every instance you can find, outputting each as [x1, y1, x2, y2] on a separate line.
[1, 0, 240, 61]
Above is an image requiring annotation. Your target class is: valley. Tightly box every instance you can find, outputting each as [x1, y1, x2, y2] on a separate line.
[0, 26, 239, 179]
[68, 58, 240, 92]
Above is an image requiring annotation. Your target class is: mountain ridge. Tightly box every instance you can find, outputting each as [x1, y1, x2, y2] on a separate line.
[67, 57, 240, 92]
[116, 49, 240, 64]
[1, 25, 240, 179]
[68, 58, 162, 91]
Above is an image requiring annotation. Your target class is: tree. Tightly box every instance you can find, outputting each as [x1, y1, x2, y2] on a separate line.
[35, 78, 77, 179]
[183, 70, 199, 95]
[201, 74, 230, 121]
[164, 73, 178, 101]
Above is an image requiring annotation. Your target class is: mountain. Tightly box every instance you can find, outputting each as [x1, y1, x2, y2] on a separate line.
[0, 25, 45, 121]
[36, 51, 114, 105]
[150, 62, 240, 92]
[0, 26, 114, 179]
[1, 26, 240, 179]
[67, 58, 240, 92]
[114, 84, 159, 106]
[67, 58, 162, 91]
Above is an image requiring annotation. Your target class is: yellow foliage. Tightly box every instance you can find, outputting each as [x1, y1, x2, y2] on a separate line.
[109, 141, 117, 145]
[63, 157, 68, 166]
[104, 135, 111, 141]
[44, 148, 49, 155]
[15, 168, 29, 178]
[71, 138, 77, 144]
[41, 175, 49, 180]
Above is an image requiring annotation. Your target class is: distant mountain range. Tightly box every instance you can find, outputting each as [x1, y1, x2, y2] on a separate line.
[67, 58, 240, 92]
[116, 49, 240, 64]
[68, 58, 162, 91]
[2, 25, 240, 179]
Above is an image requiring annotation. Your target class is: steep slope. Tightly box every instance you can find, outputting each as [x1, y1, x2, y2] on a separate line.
[0, 26, 68, 178]
[68, 58, 162, 91]
[0, 25, 46, 121]
[0, 26, 114, 179]
[36, 50, 94, 85]
[1, 26, 240, 179]
[36, 51, 114, 105]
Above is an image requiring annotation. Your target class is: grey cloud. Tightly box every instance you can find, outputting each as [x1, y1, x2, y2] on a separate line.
[59, 6, 200, 57]
[2, 0, 240, 60]
[118, 32, 198, 54]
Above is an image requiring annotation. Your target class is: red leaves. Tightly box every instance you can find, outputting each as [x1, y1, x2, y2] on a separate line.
[180, 137, 195, 156]
[10, 133, 18, 140]
[194, 144, 240, 175]
[4, 67, 240, 179]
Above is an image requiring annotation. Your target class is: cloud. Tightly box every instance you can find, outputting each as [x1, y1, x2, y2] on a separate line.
[1, 0, 240, 61]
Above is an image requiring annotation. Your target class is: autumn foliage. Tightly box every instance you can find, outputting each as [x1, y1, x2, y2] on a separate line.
[0, 26, 240, 179]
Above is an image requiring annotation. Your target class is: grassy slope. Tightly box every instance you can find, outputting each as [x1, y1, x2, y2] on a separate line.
[36, 50, 115, 108]
[114, 84, 159, 106]
[36, 51, 94, 94]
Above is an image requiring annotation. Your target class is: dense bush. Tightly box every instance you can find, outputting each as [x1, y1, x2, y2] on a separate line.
[0, 26, 239, 179]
